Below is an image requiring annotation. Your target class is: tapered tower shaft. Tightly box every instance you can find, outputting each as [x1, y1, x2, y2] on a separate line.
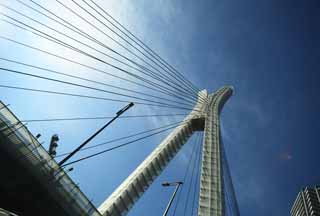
[98, 86, 233, 216]
[198, 87, 233, 216]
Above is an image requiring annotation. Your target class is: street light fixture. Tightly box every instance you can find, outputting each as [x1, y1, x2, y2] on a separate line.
[162, 181, 183, 216]
[58, 102, 134, 166]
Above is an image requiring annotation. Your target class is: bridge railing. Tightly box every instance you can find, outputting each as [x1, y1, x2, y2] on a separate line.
[0, 101, 101, 216]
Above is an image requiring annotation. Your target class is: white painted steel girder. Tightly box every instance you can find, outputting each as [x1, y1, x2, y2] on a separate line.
[98, 87, 232, 216]
[198, 87, 233, 216]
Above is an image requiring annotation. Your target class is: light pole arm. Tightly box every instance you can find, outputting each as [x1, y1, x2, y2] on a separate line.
[163, 183, 182, 216]
[58, 102, 134, 166]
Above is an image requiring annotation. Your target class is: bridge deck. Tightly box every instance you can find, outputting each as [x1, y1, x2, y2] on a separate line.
[0, 101, 101, 216]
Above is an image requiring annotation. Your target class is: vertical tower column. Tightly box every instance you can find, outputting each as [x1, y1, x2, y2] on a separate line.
[97, 87, 233, 216]
[98, 91, 208, 216]
[198, 87, 233, 216]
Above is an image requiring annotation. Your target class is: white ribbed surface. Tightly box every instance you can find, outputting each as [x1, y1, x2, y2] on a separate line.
[98, 87, 232, 216]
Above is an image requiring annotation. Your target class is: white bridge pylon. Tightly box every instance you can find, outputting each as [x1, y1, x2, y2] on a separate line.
[98, 86, 233, 216]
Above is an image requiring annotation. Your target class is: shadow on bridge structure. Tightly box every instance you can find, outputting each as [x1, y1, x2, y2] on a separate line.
[0, 86, 239, 216]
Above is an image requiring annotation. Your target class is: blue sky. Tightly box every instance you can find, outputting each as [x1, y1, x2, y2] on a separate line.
[1, 0, 320, 215]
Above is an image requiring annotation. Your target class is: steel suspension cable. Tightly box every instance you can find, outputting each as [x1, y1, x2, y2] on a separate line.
[0, 64, 195, 109]
[183, 131, 202, 216]
[0, 57, 193, 107]
[182, 132, 202, 216]
[12, 0, 203, 104]
[20, 119, 187, 161]
[47, 0, 199, 98]
[59, 121, 189, 167]
[190, 133, 203, 216]
[2, 0, 205, 104]
[0, 67, 195, 109]
[222, 144, 240, 216]
[0, 36, 197, 105]
[55, 120, 188, 158]
[60, 0, 198, 97]
[71, 0, 199, 97]
[172, 133, 200, 215]
[85, 0, 201, 94]
[0, 9, 200, 105]
[0, 84, 202, 111]
[1, 4, 198, 104]
[21, 114, 187, 123]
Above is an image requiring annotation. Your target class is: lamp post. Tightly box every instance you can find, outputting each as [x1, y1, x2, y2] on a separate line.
[58, 102, 134, 166]
[162, 181, 183, 216]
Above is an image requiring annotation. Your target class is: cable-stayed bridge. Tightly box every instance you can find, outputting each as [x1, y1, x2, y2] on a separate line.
[0, 1, 239, 215]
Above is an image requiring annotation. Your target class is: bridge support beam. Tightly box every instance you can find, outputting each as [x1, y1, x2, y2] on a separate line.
[98, 87, 233, 216]
[198, 87, 233, 216]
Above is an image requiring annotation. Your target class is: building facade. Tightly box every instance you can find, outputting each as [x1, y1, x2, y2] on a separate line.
[291, 186, 320, 216]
